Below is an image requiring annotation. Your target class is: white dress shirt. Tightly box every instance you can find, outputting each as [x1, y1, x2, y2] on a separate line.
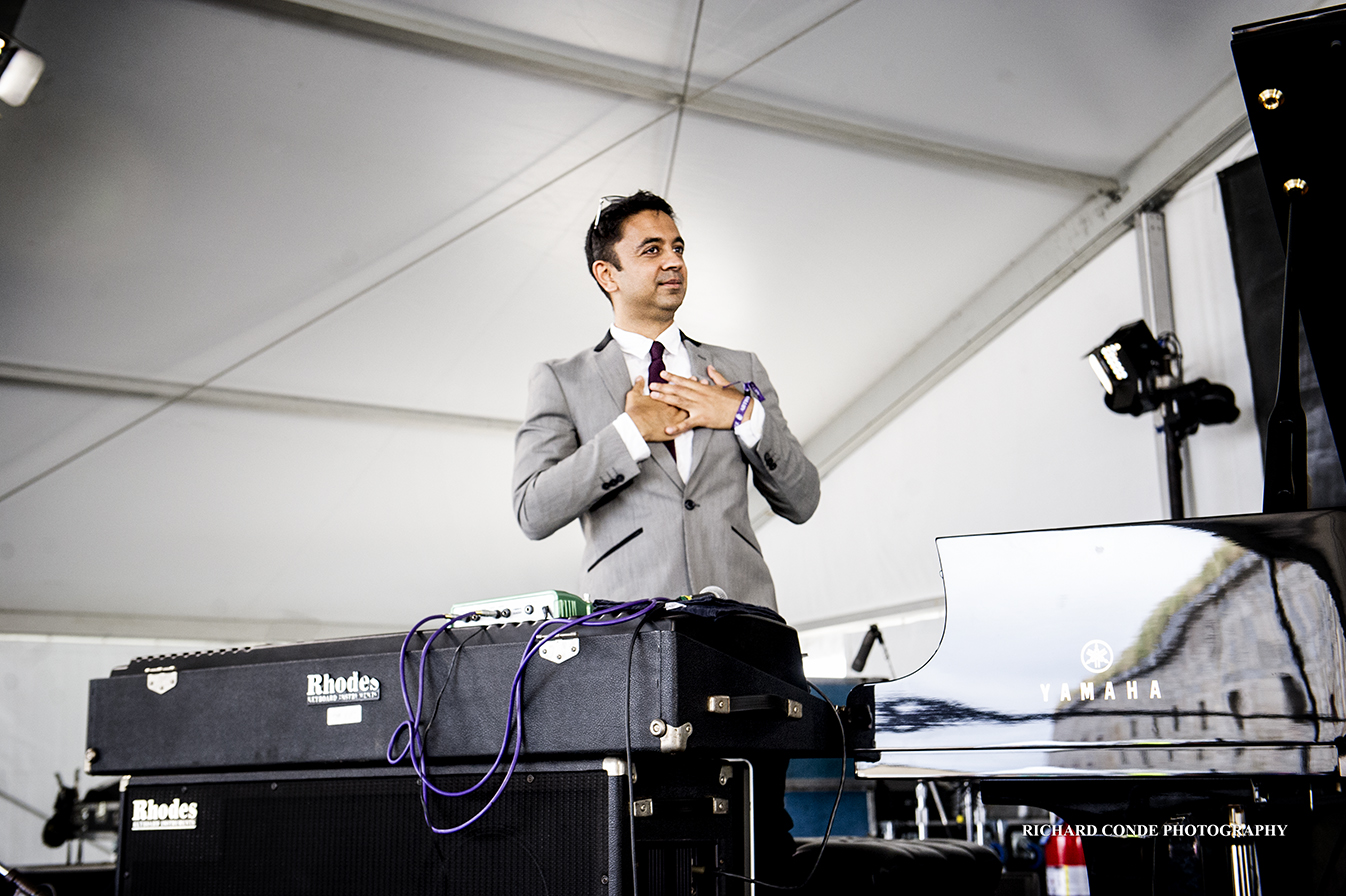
[609, 324, 762, 482]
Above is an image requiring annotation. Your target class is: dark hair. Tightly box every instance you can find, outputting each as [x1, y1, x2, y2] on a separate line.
[584, 190, 676, 298]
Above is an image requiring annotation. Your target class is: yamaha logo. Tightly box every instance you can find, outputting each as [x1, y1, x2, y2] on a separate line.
[1038, 639, 1164, 703]
[1080, 639, 1113, 673]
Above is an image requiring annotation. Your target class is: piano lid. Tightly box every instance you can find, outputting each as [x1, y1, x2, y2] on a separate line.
[859, 510, 1346, 778]
[1230, 5, 1346, 493]
[1232, 4, 1346, 250]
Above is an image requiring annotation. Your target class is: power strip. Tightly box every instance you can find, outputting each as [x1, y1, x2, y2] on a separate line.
[447, 591, 590, 628]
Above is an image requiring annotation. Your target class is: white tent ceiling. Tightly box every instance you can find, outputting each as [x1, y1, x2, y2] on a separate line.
[0, 0, 1296, 639]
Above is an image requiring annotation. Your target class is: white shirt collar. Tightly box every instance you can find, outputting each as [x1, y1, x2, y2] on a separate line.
[609, 323, 684, 360]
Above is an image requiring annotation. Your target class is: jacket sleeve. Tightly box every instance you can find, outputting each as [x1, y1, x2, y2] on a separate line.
[512, 362, 643, 540]
[739, 353, 820, 524]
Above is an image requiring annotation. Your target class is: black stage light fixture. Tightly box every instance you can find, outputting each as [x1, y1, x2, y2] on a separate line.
[1087, 320, 1169, 416]
[1088, 320, 1239, 431]
[0, 32, 43, 107]
[1087, 320, 1239, 519]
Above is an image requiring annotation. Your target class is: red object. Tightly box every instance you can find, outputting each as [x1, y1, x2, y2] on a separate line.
[1045, 828, 1090, 895]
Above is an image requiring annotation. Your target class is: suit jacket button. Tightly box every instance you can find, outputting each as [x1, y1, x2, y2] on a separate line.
[684, 499, 696, 510]
[614, 474, 624, 484]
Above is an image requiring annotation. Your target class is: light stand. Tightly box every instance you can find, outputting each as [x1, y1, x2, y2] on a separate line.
[1162, 401, 1187, 520]
[1087, 320, 1240, 519]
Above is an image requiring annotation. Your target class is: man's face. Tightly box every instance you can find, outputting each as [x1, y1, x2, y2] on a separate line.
[597, 209, 687, 323]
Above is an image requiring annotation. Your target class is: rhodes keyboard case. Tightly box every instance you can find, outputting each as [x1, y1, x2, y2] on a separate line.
[87, 611, 836, 774]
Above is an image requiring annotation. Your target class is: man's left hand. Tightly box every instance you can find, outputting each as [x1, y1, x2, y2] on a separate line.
[650, 365, 752, 436]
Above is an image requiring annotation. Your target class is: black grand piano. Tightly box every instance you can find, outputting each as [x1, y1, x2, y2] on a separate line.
[846, 7, 1346, 894]
[849, 510, 1346, 893]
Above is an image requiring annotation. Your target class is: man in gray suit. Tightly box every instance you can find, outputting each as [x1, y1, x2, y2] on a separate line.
[512, 191, 819, 610]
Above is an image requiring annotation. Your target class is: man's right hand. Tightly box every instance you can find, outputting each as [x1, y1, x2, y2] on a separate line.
[626, 377, 687, 442]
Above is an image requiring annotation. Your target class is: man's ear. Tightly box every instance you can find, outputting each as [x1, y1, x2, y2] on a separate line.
[592, 260, 619, 297]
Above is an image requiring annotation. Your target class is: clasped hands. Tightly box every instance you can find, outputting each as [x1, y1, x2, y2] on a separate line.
[625, 365, 752, 443]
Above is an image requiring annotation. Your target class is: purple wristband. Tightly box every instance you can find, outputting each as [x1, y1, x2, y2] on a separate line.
[733, 381, 765, 429]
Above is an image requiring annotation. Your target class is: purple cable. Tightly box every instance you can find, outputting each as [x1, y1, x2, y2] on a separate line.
[387, 613, 443, 764]
[393, 613, 515, 798]
[388, 613, 473, 766]
[394, 599, 661, 774]
[418, 599, 661, 833]
[390, 613, 521, 804]
[388, 598, 663, 834]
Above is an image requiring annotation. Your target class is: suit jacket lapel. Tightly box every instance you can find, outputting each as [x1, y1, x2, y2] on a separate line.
[595, 333, 683, 487]
[596, 337, 632, 411]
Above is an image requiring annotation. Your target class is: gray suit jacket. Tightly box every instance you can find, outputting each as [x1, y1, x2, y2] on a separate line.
[513, 331, 820, 610]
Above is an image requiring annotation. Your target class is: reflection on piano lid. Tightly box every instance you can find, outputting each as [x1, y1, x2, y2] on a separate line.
[855, 509, 1346, 778]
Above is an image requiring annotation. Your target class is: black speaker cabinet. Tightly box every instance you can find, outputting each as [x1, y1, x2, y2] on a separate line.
[116, 757, 749, 896]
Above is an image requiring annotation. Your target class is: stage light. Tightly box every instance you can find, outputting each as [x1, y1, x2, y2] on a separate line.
[1086, 320, 1169, 416]
[0, 33, 44, 107]
[1088, 320, 1240, 429]
[1086, 320, 1239, 518]
[1087, 354, 1114, 395]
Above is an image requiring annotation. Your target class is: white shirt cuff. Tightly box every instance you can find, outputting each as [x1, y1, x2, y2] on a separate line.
[613, 413, 652, 462]
[733, 399, 763, 448]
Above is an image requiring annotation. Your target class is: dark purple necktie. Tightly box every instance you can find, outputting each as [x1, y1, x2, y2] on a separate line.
[648, 341, 676, 459]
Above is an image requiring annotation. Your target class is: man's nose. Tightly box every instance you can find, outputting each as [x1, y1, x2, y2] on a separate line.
[662, 254, 683, 268]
